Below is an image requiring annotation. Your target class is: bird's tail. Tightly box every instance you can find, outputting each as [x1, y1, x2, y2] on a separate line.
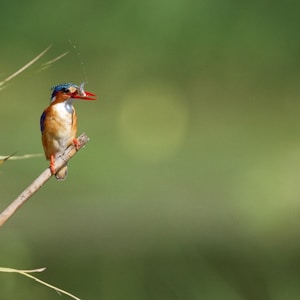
[55, 165, 68, 180]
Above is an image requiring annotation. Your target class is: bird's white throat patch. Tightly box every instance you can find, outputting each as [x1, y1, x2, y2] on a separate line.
[54, 100, 74, 117]
[64, 100, 74, 114]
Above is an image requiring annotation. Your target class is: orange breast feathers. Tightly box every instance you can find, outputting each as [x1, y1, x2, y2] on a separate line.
[40, 102, 77, 160]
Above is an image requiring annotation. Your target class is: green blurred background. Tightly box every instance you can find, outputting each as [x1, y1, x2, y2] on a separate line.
[1, 1, 300, 299]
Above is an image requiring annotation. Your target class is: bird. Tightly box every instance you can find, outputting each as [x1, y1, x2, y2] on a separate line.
[40, 83, 96, 180]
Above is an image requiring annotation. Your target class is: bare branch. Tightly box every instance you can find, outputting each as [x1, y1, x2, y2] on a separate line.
[0, 153, 43, 161]
[39, 51, 69, 71]
[0, 45, 52, 89]
[0, 152, 17, 165]
[0, 267, 81, 300]
[0, 133, 89, 227]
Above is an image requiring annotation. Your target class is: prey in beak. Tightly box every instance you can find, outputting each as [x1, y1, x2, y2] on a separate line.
[71, 82, 96, 100]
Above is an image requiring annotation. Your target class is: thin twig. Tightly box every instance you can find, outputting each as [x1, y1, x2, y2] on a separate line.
[0, 152, 17, 165]
[0, 133, 89, 227]
[0, 267, 81, 300]
[0, 45, 52, 89]
[39, 51, 69, 71]
[0, 153, 43, 161]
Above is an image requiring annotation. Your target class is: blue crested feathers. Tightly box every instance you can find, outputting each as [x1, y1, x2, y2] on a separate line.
[50, 83, 79, 99]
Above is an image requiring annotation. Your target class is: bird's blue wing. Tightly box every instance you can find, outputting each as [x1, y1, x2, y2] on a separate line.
[40, 111, 46, 133]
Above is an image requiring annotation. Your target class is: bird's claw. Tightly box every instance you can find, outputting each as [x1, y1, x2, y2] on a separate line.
[73, 138, 80, 150]
[50, 155, 56, 174]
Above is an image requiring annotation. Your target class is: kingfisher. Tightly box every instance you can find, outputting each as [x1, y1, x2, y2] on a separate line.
[40, 83, 96, 180]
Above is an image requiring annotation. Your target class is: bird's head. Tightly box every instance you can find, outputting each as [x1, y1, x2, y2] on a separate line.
[50, 83, 96, 103]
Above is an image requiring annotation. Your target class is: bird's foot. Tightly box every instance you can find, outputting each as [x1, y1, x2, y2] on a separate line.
[50, 155, 56, 174]
[73, 138, 80, 150]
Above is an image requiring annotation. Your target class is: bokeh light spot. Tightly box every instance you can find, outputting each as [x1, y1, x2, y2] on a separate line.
[119, 83, 189, 163]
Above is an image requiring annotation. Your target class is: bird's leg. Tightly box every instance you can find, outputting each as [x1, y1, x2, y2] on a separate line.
[50, 155, 56, 174]
[73, 138, 80, 150]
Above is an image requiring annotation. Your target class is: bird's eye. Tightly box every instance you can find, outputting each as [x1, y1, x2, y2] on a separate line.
[62, 88, 70, 93]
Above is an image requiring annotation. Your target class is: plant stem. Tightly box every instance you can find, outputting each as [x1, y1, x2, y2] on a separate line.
[0, 133, 89, 227]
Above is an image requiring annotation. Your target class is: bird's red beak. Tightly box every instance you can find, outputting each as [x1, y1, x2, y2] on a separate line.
[72, 91, 96, 100]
